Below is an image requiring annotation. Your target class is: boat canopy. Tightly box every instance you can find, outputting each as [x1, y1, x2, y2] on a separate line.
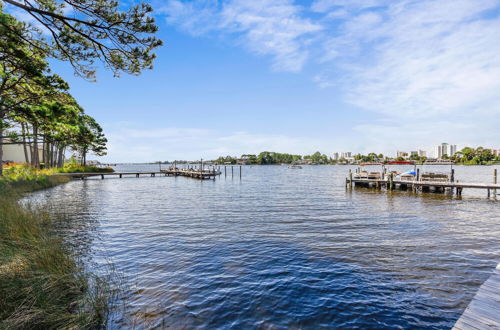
[387, 161, 415, 165]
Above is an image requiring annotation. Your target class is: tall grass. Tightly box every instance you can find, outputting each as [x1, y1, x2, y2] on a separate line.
[0, 174, 109, 329]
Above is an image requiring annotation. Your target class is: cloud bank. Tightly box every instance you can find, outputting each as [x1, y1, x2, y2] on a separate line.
[103, 124, 334, 162]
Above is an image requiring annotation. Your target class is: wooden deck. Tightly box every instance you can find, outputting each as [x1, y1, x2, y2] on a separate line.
[347, 177, 500, 197]
[160, 168, 221, 180]
[57, 169, 222, 180]
[57, 172, 165, 179]
[453, 264, 500, 330]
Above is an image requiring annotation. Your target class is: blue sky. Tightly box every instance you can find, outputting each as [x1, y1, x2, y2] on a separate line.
[39, 0, 500, 161]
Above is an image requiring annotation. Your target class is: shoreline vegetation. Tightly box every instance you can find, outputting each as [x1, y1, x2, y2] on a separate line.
[0, 0, 161, 328]
[207, 148, 500, 166]
[0, 164, 110, 328]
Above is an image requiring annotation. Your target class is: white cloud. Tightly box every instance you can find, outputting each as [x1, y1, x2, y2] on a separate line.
[311, 0, 390, 13]
[162, 0, 322, 71]
[101, 124, 334, 162]
[317, 0, 500, 119]
[156, 0, 500, 156]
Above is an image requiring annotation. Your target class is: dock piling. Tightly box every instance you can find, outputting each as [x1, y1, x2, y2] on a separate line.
[494, 169, 497, 197]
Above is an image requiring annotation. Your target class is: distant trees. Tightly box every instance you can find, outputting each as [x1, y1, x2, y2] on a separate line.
[215, 155, 238, 165]
[453, 147, 497, 165]
[257, 152, 302, 165]
[353, 152, 382, 163]
[215, 151, 334, 165]
[304, 151, 329, 164]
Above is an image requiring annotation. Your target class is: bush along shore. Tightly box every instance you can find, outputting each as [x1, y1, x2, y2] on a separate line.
[0, 165, 109, 329]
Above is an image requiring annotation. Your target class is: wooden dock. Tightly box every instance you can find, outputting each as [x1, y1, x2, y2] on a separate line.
[57, 168, 222, 180]
[453, 264, 500, 330]
[57, 171, 165, 180]
[346, 169, 500, 198]
[160, 168, 221, 180]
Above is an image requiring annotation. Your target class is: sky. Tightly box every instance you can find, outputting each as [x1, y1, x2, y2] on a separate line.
[23, 0, 500, 161]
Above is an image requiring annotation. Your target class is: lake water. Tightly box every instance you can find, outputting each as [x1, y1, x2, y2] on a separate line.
[26, 165, 500, 329]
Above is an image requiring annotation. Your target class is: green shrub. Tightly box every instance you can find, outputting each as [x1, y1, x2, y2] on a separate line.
[58, 163, 114, 174]
[0, 178, 109, 329]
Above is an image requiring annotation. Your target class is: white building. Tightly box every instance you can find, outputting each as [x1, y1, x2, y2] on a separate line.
[2, 139, 43, 163]
[396, 151, 408, 159]
[434, 143, 457, 159]
[340, 152, 352, 159]
[332, 152, 339, 160]
[418, 150, 427, 157]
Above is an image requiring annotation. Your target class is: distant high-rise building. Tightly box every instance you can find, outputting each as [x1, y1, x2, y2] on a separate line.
[418, 150, 427, 157]
[434, 143, 457, 159]
[332, 152, 339, 160]
[449, 144, 457, 156]
[396, 151, 408, 158]
[341, 152, 352, 159]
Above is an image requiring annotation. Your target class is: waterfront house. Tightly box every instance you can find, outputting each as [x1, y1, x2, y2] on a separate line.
[2, 139, 43, 164]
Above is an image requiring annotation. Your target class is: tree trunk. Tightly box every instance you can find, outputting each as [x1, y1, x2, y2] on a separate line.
[21, 123, 30, 163]
[27, 125, 34, 165]
[0, 110, 4, 176]
[41, 136, 46, 167]
[57, 147, 64, 168]
[32, 125, 39, 168]
[51, 143, 56, 167]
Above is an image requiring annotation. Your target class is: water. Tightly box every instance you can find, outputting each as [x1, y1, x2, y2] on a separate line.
[26, 165, 500, 329]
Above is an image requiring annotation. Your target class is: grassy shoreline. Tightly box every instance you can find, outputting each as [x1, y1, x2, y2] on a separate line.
[0, 171, 108, 329]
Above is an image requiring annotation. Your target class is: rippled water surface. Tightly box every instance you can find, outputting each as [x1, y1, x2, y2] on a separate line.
[27, 165, 500, 329]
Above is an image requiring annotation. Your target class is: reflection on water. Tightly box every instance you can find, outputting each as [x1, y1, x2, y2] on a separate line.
[26, 165, 500, 329]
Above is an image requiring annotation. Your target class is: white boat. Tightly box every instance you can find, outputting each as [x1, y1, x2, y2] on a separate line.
[288, 164, 302, 169]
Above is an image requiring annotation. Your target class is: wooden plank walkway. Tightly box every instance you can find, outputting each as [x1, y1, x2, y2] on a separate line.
[453, 264, 500, 330]
[351, 178, 500, 190]
[56, 169, 222, 180]
[347, 178, 500, 197]
[160, 168, 221, 180]
[56, 172, 164, 179]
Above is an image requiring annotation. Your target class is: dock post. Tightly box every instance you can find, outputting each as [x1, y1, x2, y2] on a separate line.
[389, 173, 394, 190]
[232, 166, 234, 178]
[349, 169, 353, 188]
[487, 189, 490, 198]
[451, 169, 455, 183]
[224, 166, 227, 177]
[240, 165, 242, 179]
[494, 169, 497, 197]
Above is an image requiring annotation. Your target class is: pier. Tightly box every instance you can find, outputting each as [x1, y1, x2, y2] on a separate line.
[58, 168, 222, 180]
[453, 264, 500, 330]
[56, 164, 247, 181]
[160, 168, 221, 180]
[346, 168, 500, 198]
